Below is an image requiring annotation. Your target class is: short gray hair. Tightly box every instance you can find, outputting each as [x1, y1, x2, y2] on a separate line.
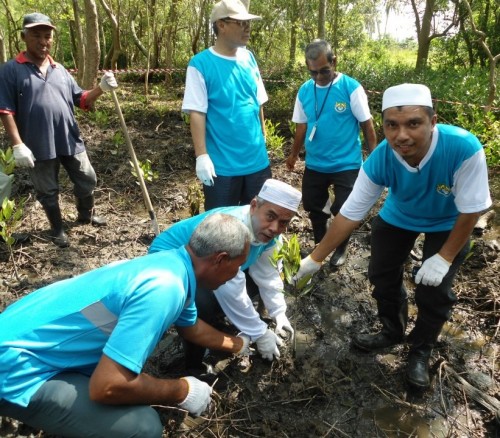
[305, 39, 335, 63]
[189, 213, 250, 259]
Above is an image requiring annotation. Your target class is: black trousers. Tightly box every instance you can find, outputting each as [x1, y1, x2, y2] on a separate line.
[302, 167, 359, 242]
[368, 215, 469, 327]
[203, 166, 272, 211]
[184, 271, 260, 370]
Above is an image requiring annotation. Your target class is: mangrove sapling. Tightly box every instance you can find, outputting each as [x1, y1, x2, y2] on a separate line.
[0, 197, 25, 280]
[269, 234, 313, 356]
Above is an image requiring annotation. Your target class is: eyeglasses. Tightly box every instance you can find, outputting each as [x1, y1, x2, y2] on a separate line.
[222, 18, 252, 28]
[308, 66, 332, 77]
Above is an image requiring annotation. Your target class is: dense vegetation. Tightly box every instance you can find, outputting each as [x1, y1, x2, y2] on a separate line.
[0, 0, 499, 165]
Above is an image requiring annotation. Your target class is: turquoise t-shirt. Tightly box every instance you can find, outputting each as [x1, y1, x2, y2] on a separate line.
[149, 205, 276, 270]
[188, 49, 269, 176]
[297, 74, 365, 173]
[0, 248, 197, 407]
[363, 124, 483, 231]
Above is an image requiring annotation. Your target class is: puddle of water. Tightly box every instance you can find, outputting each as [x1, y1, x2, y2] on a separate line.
[318, 306, 352, 335]
[371, 405, 449, 437]
[293, 330, 314, 358]
[441, 322, 497, 357]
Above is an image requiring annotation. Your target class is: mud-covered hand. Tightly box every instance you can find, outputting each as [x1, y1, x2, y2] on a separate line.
[196, 154, 217, 186]
[99, 72, 118, 92]
[293, 255, 322, 281]
[13, 143, 35, 168]
[255, 328, 282, 361]
[178, 376, 213, 416]
[415, 253, 451, 287]
[235, 334, 251, 356]
[274, 312, 294, 338]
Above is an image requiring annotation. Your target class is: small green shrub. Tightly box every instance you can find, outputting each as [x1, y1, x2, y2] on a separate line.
[269, 234, 313, 297]
[265, 119, 286, 160]
[0, 147, 16, 176]
[456, 108, 500, 167]
[130, 159, 159, 184]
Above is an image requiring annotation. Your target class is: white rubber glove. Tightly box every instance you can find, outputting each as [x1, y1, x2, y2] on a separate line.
[13, 143, 35, 168]
[235, 334, 251, 356]
[274, 312, 294, 338]
[293, 255, 322, 281]
[415, 253, 452, 287]
[196, 154, 217, 186]
[255, 328, 282, 361]
[178, 376, 213, 416]
[99, 71, 118, 92]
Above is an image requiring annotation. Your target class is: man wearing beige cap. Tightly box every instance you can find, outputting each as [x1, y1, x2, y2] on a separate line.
[295, 84, 491, 389]
[182, 0, 271, 211]
[150, 179, 302, 372]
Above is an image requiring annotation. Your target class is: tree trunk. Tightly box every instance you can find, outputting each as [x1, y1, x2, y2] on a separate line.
[414, 0, 435, 71]
[99, 0, 122, 69]
[289, 0, 298, 65]
[72, 0, 85, 83]
[461, 0, 499, 110]
[165, 0, 180, 69]
[332, 0, 339, 52]
[82, 0, 100, 90]
[0, 31, 6, 64]
[318, 0, 327, 39]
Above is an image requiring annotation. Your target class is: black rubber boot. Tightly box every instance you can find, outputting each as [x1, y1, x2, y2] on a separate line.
[353, 299, 408, 351]
[407, 346, 432, 389]
[42, 202, 69, 248]
[76, 195, 107, 226]
[406, 317, 445, 389]
[311, 218, 328, 244]
[329, 236, 350, 267]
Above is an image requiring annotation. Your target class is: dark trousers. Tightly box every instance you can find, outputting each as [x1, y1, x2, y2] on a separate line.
[0, 372, 163, 438]
[184, 272, 260, 370]
[302, 167, 359, 243]
[203, 166, 272, 211]
[28, 151, 97, 207]
[368, 215, 469, 328]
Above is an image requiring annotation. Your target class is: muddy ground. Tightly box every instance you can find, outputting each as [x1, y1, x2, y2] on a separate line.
[1, 83, 499, 437]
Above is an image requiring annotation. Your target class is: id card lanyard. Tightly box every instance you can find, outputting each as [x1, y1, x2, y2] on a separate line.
[309, 80, 333, 142]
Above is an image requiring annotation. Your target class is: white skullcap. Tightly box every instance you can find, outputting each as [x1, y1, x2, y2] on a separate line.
[211, 0, 261, 23]
[382, 84, 433, 111]
[257, 179, 302, 212]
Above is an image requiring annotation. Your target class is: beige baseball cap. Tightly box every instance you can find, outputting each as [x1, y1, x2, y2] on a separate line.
[210, 0, 261, 23]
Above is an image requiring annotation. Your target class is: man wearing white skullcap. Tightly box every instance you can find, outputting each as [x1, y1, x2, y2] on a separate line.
[296, 83, 492, 389]
[149, 179, 301, 372]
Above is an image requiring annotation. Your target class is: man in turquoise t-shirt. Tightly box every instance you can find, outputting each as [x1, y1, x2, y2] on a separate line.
[286, 39, 377, 267]
[0, 213, 251, 437]
[295, 84, 491, 390]
[182, 0, 271, 210]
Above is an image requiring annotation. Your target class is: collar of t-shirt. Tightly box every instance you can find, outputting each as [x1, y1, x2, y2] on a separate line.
[16, 51, 57, 68]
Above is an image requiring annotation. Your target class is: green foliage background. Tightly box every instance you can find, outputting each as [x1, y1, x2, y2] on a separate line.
[1, 0, 499, 166]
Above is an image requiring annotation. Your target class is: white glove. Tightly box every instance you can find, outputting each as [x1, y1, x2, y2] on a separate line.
[99, 71, 118, 92]
[196, 154, 217, 186]
[274, 312, 294, 338]
[255, 328, 282, 361]
[235, 334, 251, 356]
[415, 253, 451, 287]
[13, 143, 35, 168]
[293, 255, 322, 281]
[178, 376, 213, 416]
